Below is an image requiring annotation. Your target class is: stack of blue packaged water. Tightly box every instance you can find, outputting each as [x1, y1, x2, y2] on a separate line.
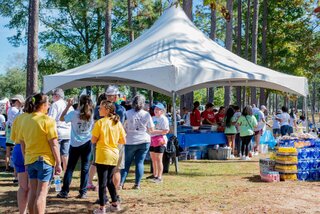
[297, 139, 320, 181]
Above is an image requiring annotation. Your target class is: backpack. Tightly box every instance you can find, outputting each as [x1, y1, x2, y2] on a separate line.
[165, 136, 178, 157]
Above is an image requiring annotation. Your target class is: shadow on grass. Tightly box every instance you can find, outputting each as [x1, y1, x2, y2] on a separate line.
[243, 175, 265, 183]
[0, 190, 18, 213]
[182, 160, 259, 164]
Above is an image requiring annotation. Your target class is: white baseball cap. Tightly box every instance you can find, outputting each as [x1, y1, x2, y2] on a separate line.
[106, 85, 119, 95]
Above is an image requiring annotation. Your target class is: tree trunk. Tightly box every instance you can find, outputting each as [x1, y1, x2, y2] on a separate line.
[128, 0, 136, 96]
[182, 0, 194, 110]
[149, 90, 154, 107]
[236, 0, 242, 108]
[183, 0, 193, 21]
[259, 0, 267, 107]
[242, 86, 246, 107]
[224, 0, 233, 107]
[26, 0, 39, 96]
[105, 0, 112, 55]
[250, 0, 259, 106]
[311, 81, 316, 127]
[244, 0, 251, 60]
[96, 8, 102, 59]
[207, 6, 216, 104]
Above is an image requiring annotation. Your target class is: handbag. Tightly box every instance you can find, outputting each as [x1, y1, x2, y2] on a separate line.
[151, 135, 165, 147]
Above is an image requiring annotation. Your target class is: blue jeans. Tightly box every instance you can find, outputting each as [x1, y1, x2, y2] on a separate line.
[61, 141, 92, 195]
[121, 143, 150, 186]
[280, 125, 290, 136]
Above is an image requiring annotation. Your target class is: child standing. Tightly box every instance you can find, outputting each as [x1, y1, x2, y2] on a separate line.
[149, 103, 170, 183]
[92, 101, 126, 214]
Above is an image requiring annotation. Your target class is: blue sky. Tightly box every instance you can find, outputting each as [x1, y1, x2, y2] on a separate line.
[0, 17, 27, 74]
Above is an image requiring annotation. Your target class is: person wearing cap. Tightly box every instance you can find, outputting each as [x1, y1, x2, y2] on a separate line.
[48, 88, 72, 171]
[105, 86, 126, 196]
[149, 102, 169, 183]
[5, 94, 24, 172]
[252, 105, 267, 155]
[121, 95, 154, 190]
[272, 109, 282, 138]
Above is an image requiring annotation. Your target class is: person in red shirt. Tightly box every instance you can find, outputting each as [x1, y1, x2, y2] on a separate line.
[215, 106, 225, 132]
[190, 101, 201, 127]
[201, 103, 216, 125]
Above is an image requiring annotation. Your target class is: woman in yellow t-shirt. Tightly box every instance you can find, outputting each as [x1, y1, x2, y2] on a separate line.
[20, 93, 61, 214]
[91, 100, 126, 214]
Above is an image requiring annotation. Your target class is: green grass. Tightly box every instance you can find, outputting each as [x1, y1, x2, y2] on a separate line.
[0, 158, 319, 213]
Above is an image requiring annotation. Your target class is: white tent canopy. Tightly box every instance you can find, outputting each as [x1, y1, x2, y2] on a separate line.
[43, 4, 308, 97]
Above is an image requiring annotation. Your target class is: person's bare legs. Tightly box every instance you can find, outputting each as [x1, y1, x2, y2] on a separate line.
[61, 155, 68, 172]
[88, 163, 97, 188]
[28, 179, 37, 214]
[35, 181, 50, 214]
[17, 172, 29, 214]
[5, 146, 11, 170]
[155, 153, 163, 179]
[254, 132, 261, 153]
[150, 152, 157, 177]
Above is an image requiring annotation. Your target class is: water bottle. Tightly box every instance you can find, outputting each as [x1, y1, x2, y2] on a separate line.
[54, 175, 62, 192]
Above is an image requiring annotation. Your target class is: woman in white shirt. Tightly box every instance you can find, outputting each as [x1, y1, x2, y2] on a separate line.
[277, 106, 290, 136]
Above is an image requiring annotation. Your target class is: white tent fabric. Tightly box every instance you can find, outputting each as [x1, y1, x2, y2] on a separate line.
[43, 4, 308, 97]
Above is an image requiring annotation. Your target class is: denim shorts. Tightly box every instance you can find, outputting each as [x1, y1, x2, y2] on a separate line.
[27, 160, 54, 182]
[12, 144, 25, 173]
[273, 128, 280, 135]
[59, 139, 70, 156]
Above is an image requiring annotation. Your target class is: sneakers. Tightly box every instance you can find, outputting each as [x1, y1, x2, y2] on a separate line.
[245, 156, 251, 161]
[56, 192, 68, 199]
[132, 184, 140, 190]
[229, 154, 235, 159]
[241, 155, 246, 160]
[105, 204, 121, 212]
[76, 193, 87, 199]
[151, 177, 163, 183]
[93, 207, 106, 214]
[87, 183, 97, 191]
[146, 174, 155, 179]
[254, 151, 259, 156]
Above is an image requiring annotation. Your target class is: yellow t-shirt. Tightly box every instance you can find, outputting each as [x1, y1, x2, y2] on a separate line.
[92, 117, 126, 166]
[10, 112, 29, 144]
[21, 112, 58, 166]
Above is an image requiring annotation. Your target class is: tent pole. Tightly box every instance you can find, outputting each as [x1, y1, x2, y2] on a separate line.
[304, 96, 309, 133]
[172, 91, 178, 174]
[172, 91, 177, 136]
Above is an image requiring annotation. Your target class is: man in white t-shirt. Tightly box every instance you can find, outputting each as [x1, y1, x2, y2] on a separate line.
[48, 88, 72, 171]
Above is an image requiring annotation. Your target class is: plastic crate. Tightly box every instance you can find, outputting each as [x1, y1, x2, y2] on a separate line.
[208, 148, 218, 160]
[217, 147, 231, 160]
[260, 171, 280, 182]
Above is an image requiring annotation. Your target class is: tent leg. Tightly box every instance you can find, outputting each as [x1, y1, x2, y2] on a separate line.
[172, 91, 178, 174]
[304, 96, 309, 132]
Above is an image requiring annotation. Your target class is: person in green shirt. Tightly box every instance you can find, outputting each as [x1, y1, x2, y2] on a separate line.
[224, 107, 237, 159]
[236, 106, 258, 161]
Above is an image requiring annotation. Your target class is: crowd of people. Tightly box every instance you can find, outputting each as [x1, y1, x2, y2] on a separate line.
[180, 101, 310, 160]
[0, 87, 312, 213]
[2, 86, 171, 214]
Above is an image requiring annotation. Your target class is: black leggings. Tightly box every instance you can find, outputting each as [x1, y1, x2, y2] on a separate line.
[241, 135, 253, 156]
[96, 164, 117, 206]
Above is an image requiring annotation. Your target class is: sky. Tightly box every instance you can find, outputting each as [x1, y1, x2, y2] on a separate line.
[0, 17, 27, 74]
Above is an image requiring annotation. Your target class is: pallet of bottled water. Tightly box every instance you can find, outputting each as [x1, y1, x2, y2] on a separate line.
[297, 146, 320, 181]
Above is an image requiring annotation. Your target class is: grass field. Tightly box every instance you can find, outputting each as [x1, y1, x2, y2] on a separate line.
[1, 157, 320, 214]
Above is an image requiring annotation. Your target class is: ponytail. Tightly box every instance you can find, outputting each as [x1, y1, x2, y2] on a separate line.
[100, 100, 119, 124]
[25, 93, 47, 113]
[79, 95, 93, 121]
